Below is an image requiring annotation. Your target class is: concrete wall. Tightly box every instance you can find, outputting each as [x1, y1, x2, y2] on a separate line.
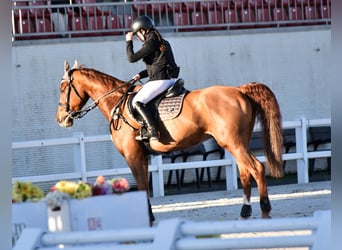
[12, 27, 331, 181]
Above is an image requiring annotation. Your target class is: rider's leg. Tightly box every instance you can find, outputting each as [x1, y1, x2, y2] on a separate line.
[132, 79, 174, 140]
[134, 101, 158, 140]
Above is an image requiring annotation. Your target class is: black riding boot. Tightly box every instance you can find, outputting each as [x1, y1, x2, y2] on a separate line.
[134, 102, 159, 141]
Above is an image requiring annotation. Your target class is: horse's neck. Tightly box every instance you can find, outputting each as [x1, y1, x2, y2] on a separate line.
[86, 76, 127, 121]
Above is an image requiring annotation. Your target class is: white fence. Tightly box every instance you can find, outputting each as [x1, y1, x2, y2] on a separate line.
[12, 117, 331, 197]
[14, 210, 331, 250]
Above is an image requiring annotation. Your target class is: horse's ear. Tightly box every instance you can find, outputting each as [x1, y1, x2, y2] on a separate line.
[72, 60, 79, 69]
[64, 61, 70, 72]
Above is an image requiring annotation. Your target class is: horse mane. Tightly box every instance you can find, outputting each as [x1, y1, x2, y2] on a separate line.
[77, 67, 126, 89]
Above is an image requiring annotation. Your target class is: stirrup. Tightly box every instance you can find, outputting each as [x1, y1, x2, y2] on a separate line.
[135, 128, 159, 141]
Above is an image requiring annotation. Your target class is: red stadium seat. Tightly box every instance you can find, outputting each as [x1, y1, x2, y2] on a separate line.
[273, 7, 288, 22]
[183, 1, 201, 12]
[240, 8, 256, 24]
[288, 6, 303, 21]
[319, 5, 330, 19]
[123, 14, 137, 29]
[225, 9, 239, 24]
[132, 0, 152, 15]
[201, 1, 218, 11]
[216, 0, 234, 11]
[105, 14, 123, 35]
[207, 10, 225, 30]
[28, 0, 49, 19]
[13, 1, 29, 20]
[167, 2, 184, 12]
[79, 0, 102, 16]
[190, 11, 208, 31]
[34, 18, 58, 39]
[69, 15, 88, 37]
[173, 12, 190, 32]
[150, 0, 166, 13]
[304, 6, 318, 20]
[14, 19, 34, 40]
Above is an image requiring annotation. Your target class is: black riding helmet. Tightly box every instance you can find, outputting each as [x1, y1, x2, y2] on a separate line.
[131, 16, 154, 34]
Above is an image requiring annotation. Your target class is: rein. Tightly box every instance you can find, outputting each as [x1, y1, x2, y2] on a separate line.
[60, 69, 134, 120]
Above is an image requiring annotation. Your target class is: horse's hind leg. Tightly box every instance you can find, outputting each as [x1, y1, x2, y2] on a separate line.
[232, 149, 272, 219]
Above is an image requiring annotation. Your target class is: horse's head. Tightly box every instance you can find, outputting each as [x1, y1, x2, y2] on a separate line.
[56, 60, 90, 128]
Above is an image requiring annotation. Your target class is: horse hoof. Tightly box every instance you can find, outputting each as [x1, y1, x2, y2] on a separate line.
[262, 212, 272, 219]
[240, 204, 252, 218]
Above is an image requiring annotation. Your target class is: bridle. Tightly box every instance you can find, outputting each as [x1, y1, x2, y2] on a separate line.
[58, 69, 134, 120]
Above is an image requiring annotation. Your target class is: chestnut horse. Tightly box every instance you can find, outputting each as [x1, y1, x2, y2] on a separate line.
[56, 61, 283, 223]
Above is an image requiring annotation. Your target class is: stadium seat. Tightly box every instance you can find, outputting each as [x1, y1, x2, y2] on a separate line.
[79, 0, 102, 17]
[263, 0, 278, 8]
[282, 128, 296, 171]
[216, 0, 235, 11]
[202, 138, 225, 182]
[287, 6, 304, 26]
[239, 8, 256, 28]
[28, 0, 49, 19]
[34, 18, 58, 39]
[14, 19, 34, 40]
[207, 10, 226, 30]
[105, 14, 123, 35]
[150, 0, 166, 13]
[88, 16, 104, 32]
[132, 0, 152, 15]
[319, 5, 330, 19]
[123, 13, 136, 29]
[225, 9, 240, 27]
[173, 12, 190, 31]
[304, 6, 318, 19]
[183, 1, 201, 12]
[307, 126, 331, 176]
[181, 144, 209, 189]
[256, 8, 272, 22]
[201, 1, 218, 11]
[167, 2, 184, 12]
[69, 15, 88, 37]
[273, 7, 288, 22]
[13, 1, 29, 20]
[190, 11, 208, 31]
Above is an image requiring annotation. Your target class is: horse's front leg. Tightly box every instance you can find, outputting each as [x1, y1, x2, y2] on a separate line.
[126, 152, 155, 225]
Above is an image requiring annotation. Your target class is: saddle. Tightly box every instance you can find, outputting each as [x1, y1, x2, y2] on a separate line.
[128, 78, 188, 125]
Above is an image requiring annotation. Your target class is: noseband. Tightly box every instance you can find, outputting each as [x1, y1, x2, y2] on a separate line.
[58, 69, 133, 120]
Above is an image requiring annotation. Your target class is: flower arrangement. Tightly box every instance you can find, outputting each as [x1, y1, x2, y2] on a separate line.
[45, 176, 130, 209]
[12, 181, 44, 203]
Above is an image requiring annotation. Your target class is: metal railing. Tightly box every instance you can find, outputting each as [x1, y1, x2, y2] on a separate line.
[12, 0, 331, 41]
[12, 117, 331, 197]
[13, 210, 331, 250]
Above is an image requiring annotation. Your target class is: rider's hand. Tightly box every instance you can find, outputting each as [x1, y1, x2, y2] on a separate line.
[126, 32, 133, 41]
[132, 74, 140, 82]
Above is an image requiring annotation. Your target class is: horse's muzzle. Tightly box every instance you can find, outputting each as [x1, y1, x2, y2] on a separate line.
[56, 113, 73, 128]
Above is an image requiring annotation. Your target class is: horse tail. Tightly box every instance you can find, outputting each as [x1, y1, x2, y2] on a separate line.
[239, 82, 284, 178]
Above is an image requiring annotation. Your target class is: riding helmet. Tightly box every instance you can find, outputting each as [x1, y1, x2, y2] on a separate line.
[131, 16, 154, 34]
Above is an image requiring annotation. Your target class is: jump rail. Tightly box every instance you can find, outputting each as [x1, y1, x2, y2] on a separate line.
[12, 117, 331, 197]
[14, 210, 331, 250]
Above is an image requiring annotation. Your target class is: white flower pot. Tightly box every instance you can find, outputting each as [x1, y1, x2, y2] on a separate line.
[69, 191, 149, 231]
[47, 200, 71, 232]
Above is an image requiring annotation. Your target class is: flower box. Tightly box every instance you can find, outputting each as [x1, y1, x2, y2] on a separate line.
[12, 201, 48, 242]
[47, 191, 149, 231]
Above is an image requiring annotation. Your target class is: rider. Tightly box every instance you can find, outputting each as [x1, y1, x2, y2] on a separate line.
[126, 15, 179, 141]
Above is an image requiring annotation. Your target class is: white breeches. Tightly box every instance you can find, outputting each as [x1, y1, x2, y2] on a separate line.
[132, 79, 175, 105]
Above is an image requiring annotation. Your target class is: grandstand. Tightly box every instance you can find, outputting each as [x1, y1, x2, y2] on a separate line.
[12, 0, 331, 41]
